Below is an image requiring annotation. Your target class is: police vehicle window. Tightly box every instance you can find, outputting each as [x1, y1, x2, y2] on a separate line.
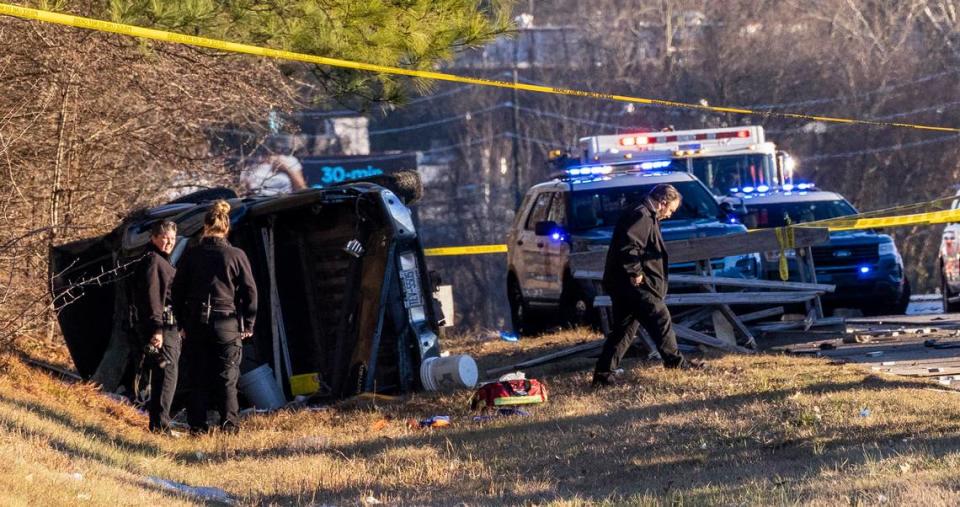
[743, 199, 857, 229]
[513, 193, 535, 228]
[547, 192, 566, 225]
[691, 154, 777, 195]
[525, 193, 553, 230]
[568, 181, 721, 231]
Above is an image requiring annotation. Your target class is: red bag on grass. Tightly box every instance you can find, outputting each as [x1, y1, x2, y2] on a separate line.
[469, 379, 548, 410]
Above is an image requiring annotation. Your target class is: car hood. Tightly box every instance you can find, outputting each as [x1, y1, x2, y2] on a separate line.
[571, 218, 747, 246]
[823, 230, 890, 247]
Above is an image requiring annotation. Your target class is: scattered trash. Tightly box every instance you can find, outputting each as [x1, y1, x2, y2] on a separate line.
[859, 408, 871, 418]
[408, 415, 451, 429]
[68, 472, 84, 481]
[473, 408, 530, 422]
[469, 378, 548, 410]
[843, 334, 872, 344]
[146, 476, 235, 505]
[369, 416, 392, 432]
[499, 371, 526, 381]
[363, 495, 383, 505]
[881, 361, 897, 366]
[499, 331, 519, 342]
[877, 493, 888, 503]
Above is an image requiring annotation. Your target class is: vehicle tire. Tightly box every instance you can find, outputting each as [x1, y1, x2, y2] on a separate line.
[891, 277, 911, 315]
[508, 275, 539, 336]
[559, 275, 598, 330]
[943, 263, 960, 313]
[343, 170, 423, 205]
[167, 187, 238, 205]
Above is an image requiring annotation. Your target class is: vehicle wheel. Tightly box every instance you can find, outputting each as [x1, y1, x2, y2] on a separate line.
[559, 276, 597, 329]
[891, 277, 911, 315]
[943, 265, 960, 313]
[508, 275, 539, 336]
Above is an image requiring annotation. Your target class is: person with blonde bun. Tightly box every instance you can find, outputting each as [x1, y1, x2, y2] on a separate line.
[172, 200, 258, 434]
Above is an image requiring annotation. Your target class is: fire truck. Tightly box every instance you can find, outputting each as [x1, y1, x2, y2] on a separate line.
[575, 126, 794, 196]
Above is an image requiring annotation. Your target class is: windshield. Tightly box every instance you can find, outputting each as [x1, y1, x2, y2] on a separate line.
[569, 180, 721, 231]
[742, 199, 857, 229]
[689, 154, 778, 196]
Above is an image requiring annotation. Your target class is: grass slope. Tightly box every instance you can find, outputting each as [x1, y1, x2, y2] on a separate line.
[4, 330, 960, 505]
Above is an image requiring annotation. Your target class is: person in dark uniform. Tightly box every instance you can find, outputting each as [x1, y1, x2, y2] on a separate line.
[593, 184, 698, 387]
[134, 220, 181, 433]
[172, 200, 257, 434]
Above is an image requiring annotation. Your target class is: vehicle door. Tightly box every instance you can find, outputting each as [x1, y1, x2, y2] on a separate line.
[540, 191, 569, 301]
[515, 191, 553, 302]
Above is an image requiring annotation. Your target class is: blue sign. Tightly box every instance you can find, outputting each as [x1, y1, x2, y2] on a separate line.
[302, 153, 416, 188]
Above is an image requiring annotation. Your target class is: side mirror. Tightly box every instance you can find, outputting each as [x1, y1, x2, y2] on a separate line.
[534, 220, 568, 241]
[719, 201, 736, 214]
[534, 220, 559, 236]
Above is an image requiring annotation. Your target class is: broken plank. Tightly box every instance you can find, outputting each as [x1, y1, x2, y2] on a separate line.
[667, 291, 821, 306]
[569, 227, 830, 273]
[485, 341, 602, 377]
[738, 306, 785, 323]
[675, 324, 754, 354]
[572, 270, 836, 293]
[753, 316, 845, 332]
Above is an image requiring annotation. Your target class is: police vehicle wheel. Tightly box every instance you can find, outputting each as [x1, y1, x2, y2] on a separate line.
[892, 277, 911, 315]
[559, 276, 597, 329]
[943, 268, 960, 313]
[508, 276, 537, 336]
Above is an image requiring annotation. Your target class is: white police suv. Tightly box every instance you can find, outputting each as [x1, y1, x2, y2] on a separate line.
[506, 166, 760, 334]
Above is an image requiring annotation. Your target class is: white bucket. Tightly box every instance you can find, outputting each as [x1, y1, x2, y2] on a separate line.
[420, 355, 478, 391]
[238, 364, 287, 410]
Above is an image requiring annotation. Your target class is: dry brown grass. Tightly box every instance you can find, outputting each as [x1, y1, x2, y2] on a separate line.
[5, 330, 960, 505]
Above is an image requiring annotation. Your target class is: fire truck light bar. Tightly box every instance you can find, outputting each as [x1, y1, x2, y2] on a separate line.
[619, 129, 751, 147]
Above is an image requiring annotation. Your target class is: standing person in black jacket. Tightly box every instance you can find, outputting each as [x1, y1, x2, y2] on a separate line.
[593, 184, 697, 387]
[135, 220, 181, 433]
[172, 200, 258, 434]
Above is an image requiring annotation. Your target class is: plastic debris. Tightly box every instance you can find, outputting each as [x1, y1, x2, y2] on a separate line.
[859, 408, 871, 418]
[498, 371, 526, 381]
[473, 408, 530, 422]
[500, 331, 519, 342]
[146, 477, 235, 505]
[408, 415, 451, 429]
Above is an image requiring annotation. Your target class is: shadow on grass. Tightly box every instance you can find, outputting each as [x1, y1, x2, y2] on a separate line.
[0, 394, 160, 455]
[191, 373, 960, 504]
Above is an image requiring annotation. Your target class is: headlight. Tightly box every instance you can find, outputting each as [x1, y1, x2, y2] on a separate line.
[878, 242, 897, 256]
[763, 249, 796, 262]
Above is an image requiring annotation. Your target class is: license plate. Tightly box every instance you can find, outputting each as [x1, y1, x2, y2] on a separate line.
[400, 269, 423, 308]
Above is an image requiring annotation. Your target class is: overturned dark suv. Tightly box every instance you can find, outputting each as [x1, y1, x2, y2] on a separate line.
[50, 174, 442, 401]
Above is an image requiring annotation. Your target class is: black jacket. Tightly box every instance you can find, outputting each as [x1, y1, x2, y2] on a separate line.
[134, 243, 176, 335]
[171, 236, 258, 333]
[602, 198, 669, 298]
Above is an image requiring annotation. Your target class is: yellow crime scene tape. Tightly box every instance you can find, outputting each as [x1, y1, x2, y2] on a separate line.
[427, 199, 960, 257]
[423, 244, 508, 257]
[1, 2, 959, 133]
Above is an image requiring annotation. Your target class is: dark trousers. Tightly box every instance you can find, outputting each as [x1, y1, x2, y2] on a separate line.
[147, 327, 182, 430]
[183, 317, 242, 431]
[595, 287, 684, 375]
